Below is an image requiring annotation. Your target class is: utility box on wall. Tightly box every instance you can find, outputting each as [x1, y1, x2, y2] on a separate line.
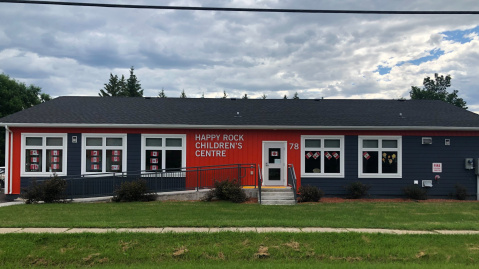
[465, 158, 474, 170]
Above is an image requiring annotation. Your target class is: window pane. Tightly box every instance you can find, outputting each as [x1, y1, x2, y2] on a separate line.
[86, 149, 102, 172]
[166, 138, 182, 147]
[382, 151, 398, 173]
[146, 138, 162, 147]
[25, 149, 42, 172]
[362, 151, 378, 173]
[146, 150, 162, 170]
[305, 139, 321, 148]
[106, 150, 122, 172]
[324, 139, 340, 148]
[305, 151, 321, 173]
[382, 140, 398, 148]
[268, 148, 281, 163]
[46, 150, 62, 172]
[86, 138, 102, 146]
[165, 150, 182, 170]
[106, 138, 123, 146]
[324, 151, 340, 173]
[26, 137, 42, 146]
[46, 137, 63, 146]
[363, 140, 378, 148]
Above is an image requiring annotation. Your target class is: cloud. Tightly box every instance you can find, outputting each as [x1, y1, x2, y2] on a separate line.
[0, 0, 478, 111]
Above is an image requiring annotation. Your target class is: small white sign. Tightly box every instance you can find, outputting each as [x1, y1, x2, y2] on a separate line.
[432, 163, 442, 173]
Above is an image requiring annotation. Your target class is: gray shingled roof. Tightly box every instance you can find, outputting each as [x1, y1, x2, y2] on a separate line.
[1, 96, 479, 129]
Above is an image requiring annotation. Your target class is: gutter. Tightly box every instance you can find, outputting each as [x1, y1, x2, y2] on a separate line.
[4, 123, 479, 131]
[4, 125, 12, 195]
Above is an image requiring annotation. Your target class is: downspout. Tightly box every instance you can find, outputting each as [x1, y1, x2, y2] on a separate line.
[4, 125, 12, 195]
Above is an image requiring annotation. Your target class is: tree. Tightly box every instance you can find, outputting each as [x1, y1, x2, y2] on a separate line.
[180, 89, 187, 98]
[158, 88, 167, 98]
[99, 66, 143, 97]
[0, 73, 51, 165]
[222, 91, 228, 99]
[293, 92, 300, 99]
[283, 94, 288, 99]
[125, 66, 143, 97]
[410, 73, 467, 109]
[261, 94, 267, 99]
[242, 93, 248, 99]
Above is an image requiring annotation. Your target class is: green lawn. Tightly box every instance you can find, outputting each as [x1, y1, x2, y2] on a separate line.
[1, 232, 479, 268]
[0, 200, 478, 230]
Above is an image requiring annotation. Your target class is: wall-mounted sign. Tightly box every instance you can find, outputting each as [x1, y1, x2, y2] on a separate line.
[195, 133, 244, 157]
[432, 163, 442, 173]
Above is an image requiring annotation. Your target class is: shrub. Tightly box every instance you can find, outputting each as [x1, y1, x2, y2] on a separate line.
[298, 185, 324, 202]
[454, 184, 468, 200]
[344, 181, 371, 199]
[202, 179, 247, 203]
[112, 179, 156, 202]
[21, 176, 67, 204]
[403, 185, 428, 200]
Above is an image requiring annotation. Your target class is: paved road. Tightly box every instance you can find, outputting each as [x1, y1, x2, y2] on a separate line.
[1, 227, 479, 234]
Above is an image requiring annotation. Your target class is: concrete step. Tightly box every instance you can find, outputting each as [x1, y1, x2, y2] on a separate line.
[261, 199, 296, 205]
[261, 193, 295, 200]
[261, 187, 292, 192]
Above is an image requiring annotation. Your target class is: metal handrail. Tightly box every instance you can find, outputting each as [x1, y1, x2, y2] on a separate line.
[257, 165, 262, 204]
[287, 164, 298, 202]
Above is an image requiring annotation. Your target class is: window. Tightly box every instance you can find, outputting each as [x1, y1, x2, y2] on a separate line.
[82, 134, 127, 174]
[21, 134, 67, 176]
[141, 135, 186, 171]
[358, 136, 402, 178]
[301, 136, 344, 177]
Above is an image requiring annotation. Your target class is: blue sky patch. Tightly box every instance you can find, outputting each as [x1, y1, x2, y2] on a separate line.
[442, 25, 479, 44]
[407, 48, 444, 66]
[376, 65, 392, 75]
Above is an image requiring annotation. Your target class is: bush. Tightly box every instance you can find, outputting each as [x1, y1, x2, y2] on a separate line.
[112, 179, 156, 202]
[21, 176, 67, 204]
[403, 185, 428, 200]
[344, 181, 371, 199]
[202, 179, 247, 203]
[454, 184, 468, 200]
[298, 185, 324, 202]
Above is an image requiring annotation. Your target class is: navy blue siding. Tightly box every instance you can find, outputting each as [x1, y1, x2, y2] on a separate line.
[127, 133, 141, 172]
[67, 133, 82, 176]
[302, 135, 479, 199]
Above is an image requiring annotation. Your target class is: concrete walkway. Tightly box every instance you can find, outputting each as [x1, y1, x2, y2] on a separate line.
[1, 227, 479, 234]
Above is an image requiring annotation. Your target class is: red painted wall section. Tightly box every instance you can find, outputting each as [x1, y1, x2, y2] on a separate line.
[8, 126, 479, 194]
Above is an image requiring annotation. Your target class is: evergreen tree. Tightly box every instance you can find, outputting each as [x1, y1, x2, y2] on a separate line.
[180, 89, 187, 98]
[222, 91, 228, 99]
[261, 94, 267, 99]
[293, 92, 300, 99]
[158, 89, 167, 98]
[125, 66, 143, 97]
[242, 93, 248, 99]
[99, 74, 123, 97]
[283, 94, 288, 99]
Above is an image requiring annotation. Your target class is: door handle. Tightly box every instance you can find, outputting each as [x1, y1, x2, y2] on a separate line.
[265, 163, 269, 166]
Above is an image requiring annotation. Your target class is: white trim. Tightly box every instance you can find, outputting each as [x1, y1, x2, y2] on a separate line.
[140, 134, 186, 172]
[20, 133, 68, 177]
[358, 136, 402, 178]
[81, 134, 127, 175]
[4, 122, 479, 131]
[4, 126, 10, 194]
[262, 141, 288, 186]
[300, 135, 345, 178]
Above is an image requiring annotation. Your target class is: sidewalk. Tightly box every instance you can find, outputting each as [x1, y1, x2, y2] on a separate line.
[1, 227, 479, 234]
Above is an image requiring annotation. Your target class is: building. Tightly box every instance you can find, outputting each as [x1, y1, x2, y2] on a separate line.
[2, 96, 479, 200]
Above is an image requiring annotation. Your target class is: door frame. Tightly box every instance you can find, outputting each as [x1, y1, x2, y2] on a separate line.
[262, 141, 288, 186]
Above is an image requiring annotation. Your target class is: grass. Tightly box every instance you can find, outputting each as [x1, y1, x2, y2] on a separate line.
[0, 200, 478, 230]
[1, 232, 479, 268]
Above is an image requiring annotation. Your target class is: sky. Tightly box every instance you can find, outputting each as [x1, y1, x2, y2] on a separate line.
[1, 0, 479, 111]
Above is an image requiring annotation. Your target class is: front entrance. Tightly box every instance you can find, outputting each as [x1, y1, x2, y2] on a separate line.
[263, 141, 287, 186]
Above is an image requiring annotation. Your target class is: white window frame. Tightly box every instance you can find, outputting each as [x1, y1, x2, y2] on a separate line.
[301, 135, 345, 178]
[141, 134, 186, 172]
[358, 136, 402, 178]
[21, 133, 68, 177]
[81, 134, 127, 175]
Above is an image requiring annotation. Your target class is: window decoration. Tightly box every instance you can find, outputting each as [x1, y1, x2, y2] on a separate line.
[359, 137, 402, 178]
[301, 136, 344, 177]
[22, 134, 67, 176]
[82, 135, 126, 174]
[142, 135, 186, 171]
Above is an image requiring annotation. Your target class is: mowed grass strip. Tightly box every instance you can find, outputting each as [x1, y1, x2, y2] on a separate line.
[0, 233, 478, 268]
[0, 200, 478, 230]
